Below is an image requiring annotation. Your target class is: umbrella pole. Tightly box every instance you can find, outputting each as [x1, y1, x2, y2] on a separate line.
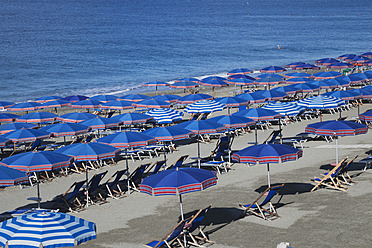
[125, 148, 130, 193]
[37, 172, 41, 209]
[267, 163, 271, 188]
[197, 132, 201, 168]
[179, 194, 187, 247]
[163, 142, 167, 166]
[255, 123, 258, 145]
[85, 163, 89, 207]
[335, 136, 338, 165]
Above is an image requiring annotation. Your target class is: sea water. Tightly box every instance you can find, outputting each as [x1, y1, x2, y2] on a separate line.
[0, 0, 371, 102]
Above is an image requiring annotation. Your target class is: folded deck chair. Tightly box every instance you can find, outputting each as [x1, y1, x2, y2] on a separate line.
[311, 157, 348, 192]
[144, 220, 186, 248]
[185, 205, 214, 247]
[128, 163, 151, 192]
[240, 184, 284, 220]
[105, 169, 129, 199]
[52, 180, 86, 212]
[166, 155, 189, 170]
[86, 171, 108, 205]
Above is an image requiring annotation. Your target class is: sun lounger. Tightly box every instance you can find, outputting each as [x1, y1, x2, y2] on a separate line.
[145, 160, 167, 176]
[128, 163, 151, 192]
[143, 220, 186, 248]
[185, 205, 214, 247]
[166, 155, 189, 170]
[311, 157, 348, 192]
[86, 171, 108, 205]
[239, 184, 284, 220]
[51, 180, 86, 212]
[105, 169, 129, 199]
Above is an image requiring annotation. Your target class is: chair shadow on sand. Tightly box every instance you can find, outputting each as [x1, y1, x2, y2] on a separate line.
[254, 182, 314, 196]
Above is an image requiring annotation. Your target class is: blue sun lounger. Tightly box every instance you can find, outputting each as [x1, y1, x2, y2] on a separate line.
[144, 220, 186, 248]
[185, 205, 214, 247]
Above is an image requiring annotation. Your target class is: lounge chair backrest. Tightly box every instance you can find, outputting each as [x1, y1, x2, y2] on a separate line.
[264, 130, 281, 144]
[187, 205, 212, 233]
[166, 220, 186, 242]
[173, 155, 189, 169]
[131, 163, 150, 184]
[340, 155, 358, 173]
[260, 185, 282, 206]
[88, 171, 108, 194]
[109, 169, 128, 185]
[65, 180, 86, 201]
[152, 160, 167, 175]
[31, 140, 41, 151]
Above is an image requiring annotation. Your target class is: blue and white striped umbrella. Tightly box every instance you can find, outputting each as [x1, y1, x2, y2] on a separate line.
[262, 102, 306, 116]
[0, 211, 96, 248]
[146, 108, 183, 124]
[296, 95, 345, 109]
[184, 100, 226, 114]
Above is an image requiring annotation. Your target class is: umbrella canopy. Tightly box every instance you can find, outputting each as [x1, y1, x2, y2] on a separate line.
[176, 120, 226, 135]
[334, 76, 352, 87]
[285, 77, 314, 84]
[56, 142, 120, 161]
[132, 99, 171, 108]
[62, 95, 89, 102]
[233, 108, 281, 121]
[0, 211, 96, 248]
[176, 94, 213, 104]
[232, 143, 302, 187]
[262, 102, 305, 117]
[111, 112, 153, 125]
[260, 66, 286, 73]
[0, 123, 37, 135]
[208, 115, 255, 128]
[7, 102, 40, 112]
[34, 96, 62, 103]
[292, 62, 320, 70]
[254, 76, 285, 86]
[151, 94, 180, 103]
[307, 80, 339, 90]
[305, 120, 368, 164]
[285, 61, 306, 68]
[184, 100, 226, 114]
[100, 100, 134, 110]
[139, 167, 217, 220]
[256, 73, 284, 79]
[327, 62, 354, 69]
[70, 99, 102, 109]
[348, 73, 368, 85]
[283, 72, 312, 78]
[291, 83, 320, 93]
[252, 90, 287, 101]
[338, 54, 357, 60]
[170, 81, 199, 89]
[322, 91, 359, 101]
[142, 81, 170, 95]
[0, 101, 15, 110]
[311, 71, 342, 79]
[235, 92, 267, 104]
[57, 112, 97, 123]
[0, 151, 73, 172]
[40, 123, 90, 137]
[199, 76, 228, 87]
[227, 68, 253, 75]
[360, 52, 372, 58]
[214, 97, 248, 107]
[15, 112, 59, 124]
[317, 58, 340, 66]
[227, 74, 256, 80]
[0, 165, 28, 187]
[96, 131, 157, 149]
[296, 95, 345, 109]
[274, 85, 299, 95]
[90, 94, 119, 103]
[145, 108, 183, 124]
[142, 126, 193, 142]
[347, 88, 372, 99]
[0, 113, 19, 123]
[119, 94, 150, 102]
[37, 100, 71, 110]
[1, 129, 50, 143]
[359, 110, 372, 122]
[80, 117, 121, 130]
[0, 136, 11, 147]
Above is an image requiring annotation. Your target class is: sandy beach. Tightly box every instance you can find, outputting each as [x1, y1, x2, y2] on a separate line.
[1, 85, 372, 248]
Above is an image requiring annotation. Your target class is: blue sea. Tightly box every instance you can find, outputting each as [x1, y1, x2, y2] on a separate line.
[1, 0, 371, 102]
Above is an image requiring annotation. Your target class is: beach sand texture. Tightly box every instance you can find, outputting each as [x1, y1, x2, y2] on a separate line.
[1, 87, 372, 248]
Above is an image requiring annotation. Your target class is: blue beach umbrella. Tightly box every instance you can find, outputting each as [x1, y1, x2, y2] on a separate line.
[176, 94, 213, 104]
[142, 81, 170, 95]
[119, 94, 150, 102]
[291, 83, 319, 93]
[151, 94, 180, 103]
[232, 143, 302, 187]
[284, 72, 311, 78]
[0, 164, 28, 187]
[227, 74, 256, 80]
[252, 89, 287, 101]
[1, 129, 50, 143]
[199, 76, 228, 96]
[273, 85, 299, 95]
[214, 97, 248, 111]
[0, 211, 96, 248]
[333, 76, 352, 88]
[0, 113, 19, 123]
[62, 95, 89, 102]
[139, 168, 217, 220]
[170, 81, 199, 89]
[112, 112, 153, 125]
[70, 99, 102, 109]
[347, 88, 372, 99]
[208, 115, 255, 129]
[227, 68, 253, 75]
[0, 101, 15, 110]
[262, 102, 305, 117]
[317, 58, 340, 66]
[133, 99, 171, 108]
[338, 54, 357, 60]
[292, 62, 320, 70]
[285, 77, 314, 84]
[327, 62, 354, 69]
[254, 76, 285, 89]
[0, 136, 11, 147]
[285, 61, 306, 68]
[34, 96, 62, 103]
[359, 110, 372, 123]
[37, 100, 71, 110]
[360, 52, 372, 58]
[145, 108, 183, 124]
[100, 100, 134, 110]
[256, 73, 284, 80]
[307, 80, 338, 90]
[15, 112, 59, 124]
[311, 71, 342, 79]
[90, 94, 119, 103]
[363, 70, 372, 81]
[348, 73, 368, 85]
[296, 95, 345, 109]
[235, 92, 267, 104]
[226, 78, 255, 93]
[57, 112, 97, 123]
[0, 123, 37, 135]
[7, 102, 40, 112]
[305, 120, 368, 164]
[184, 100, 226, 114]
[260, 66, 286, 73]
[40, 122, 90, 138]
[80, 117, 121, 130]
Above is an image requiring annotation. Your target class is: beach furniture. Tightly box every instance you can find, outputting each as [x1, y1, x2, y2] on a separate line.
[52, 180, 86, 212]
[86, 171, 108, 205]
[166, 155, 189, 170]
[143, 220, 186, 248]
[184, 205, 214, 247]
[105, 169, 129, 199]
[333, 155, 358, 185]
[239, 184, 284, 220]
[128, 163, 151, 192]
[145, 160, 167, 176]
[311, 157, 348, 192]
